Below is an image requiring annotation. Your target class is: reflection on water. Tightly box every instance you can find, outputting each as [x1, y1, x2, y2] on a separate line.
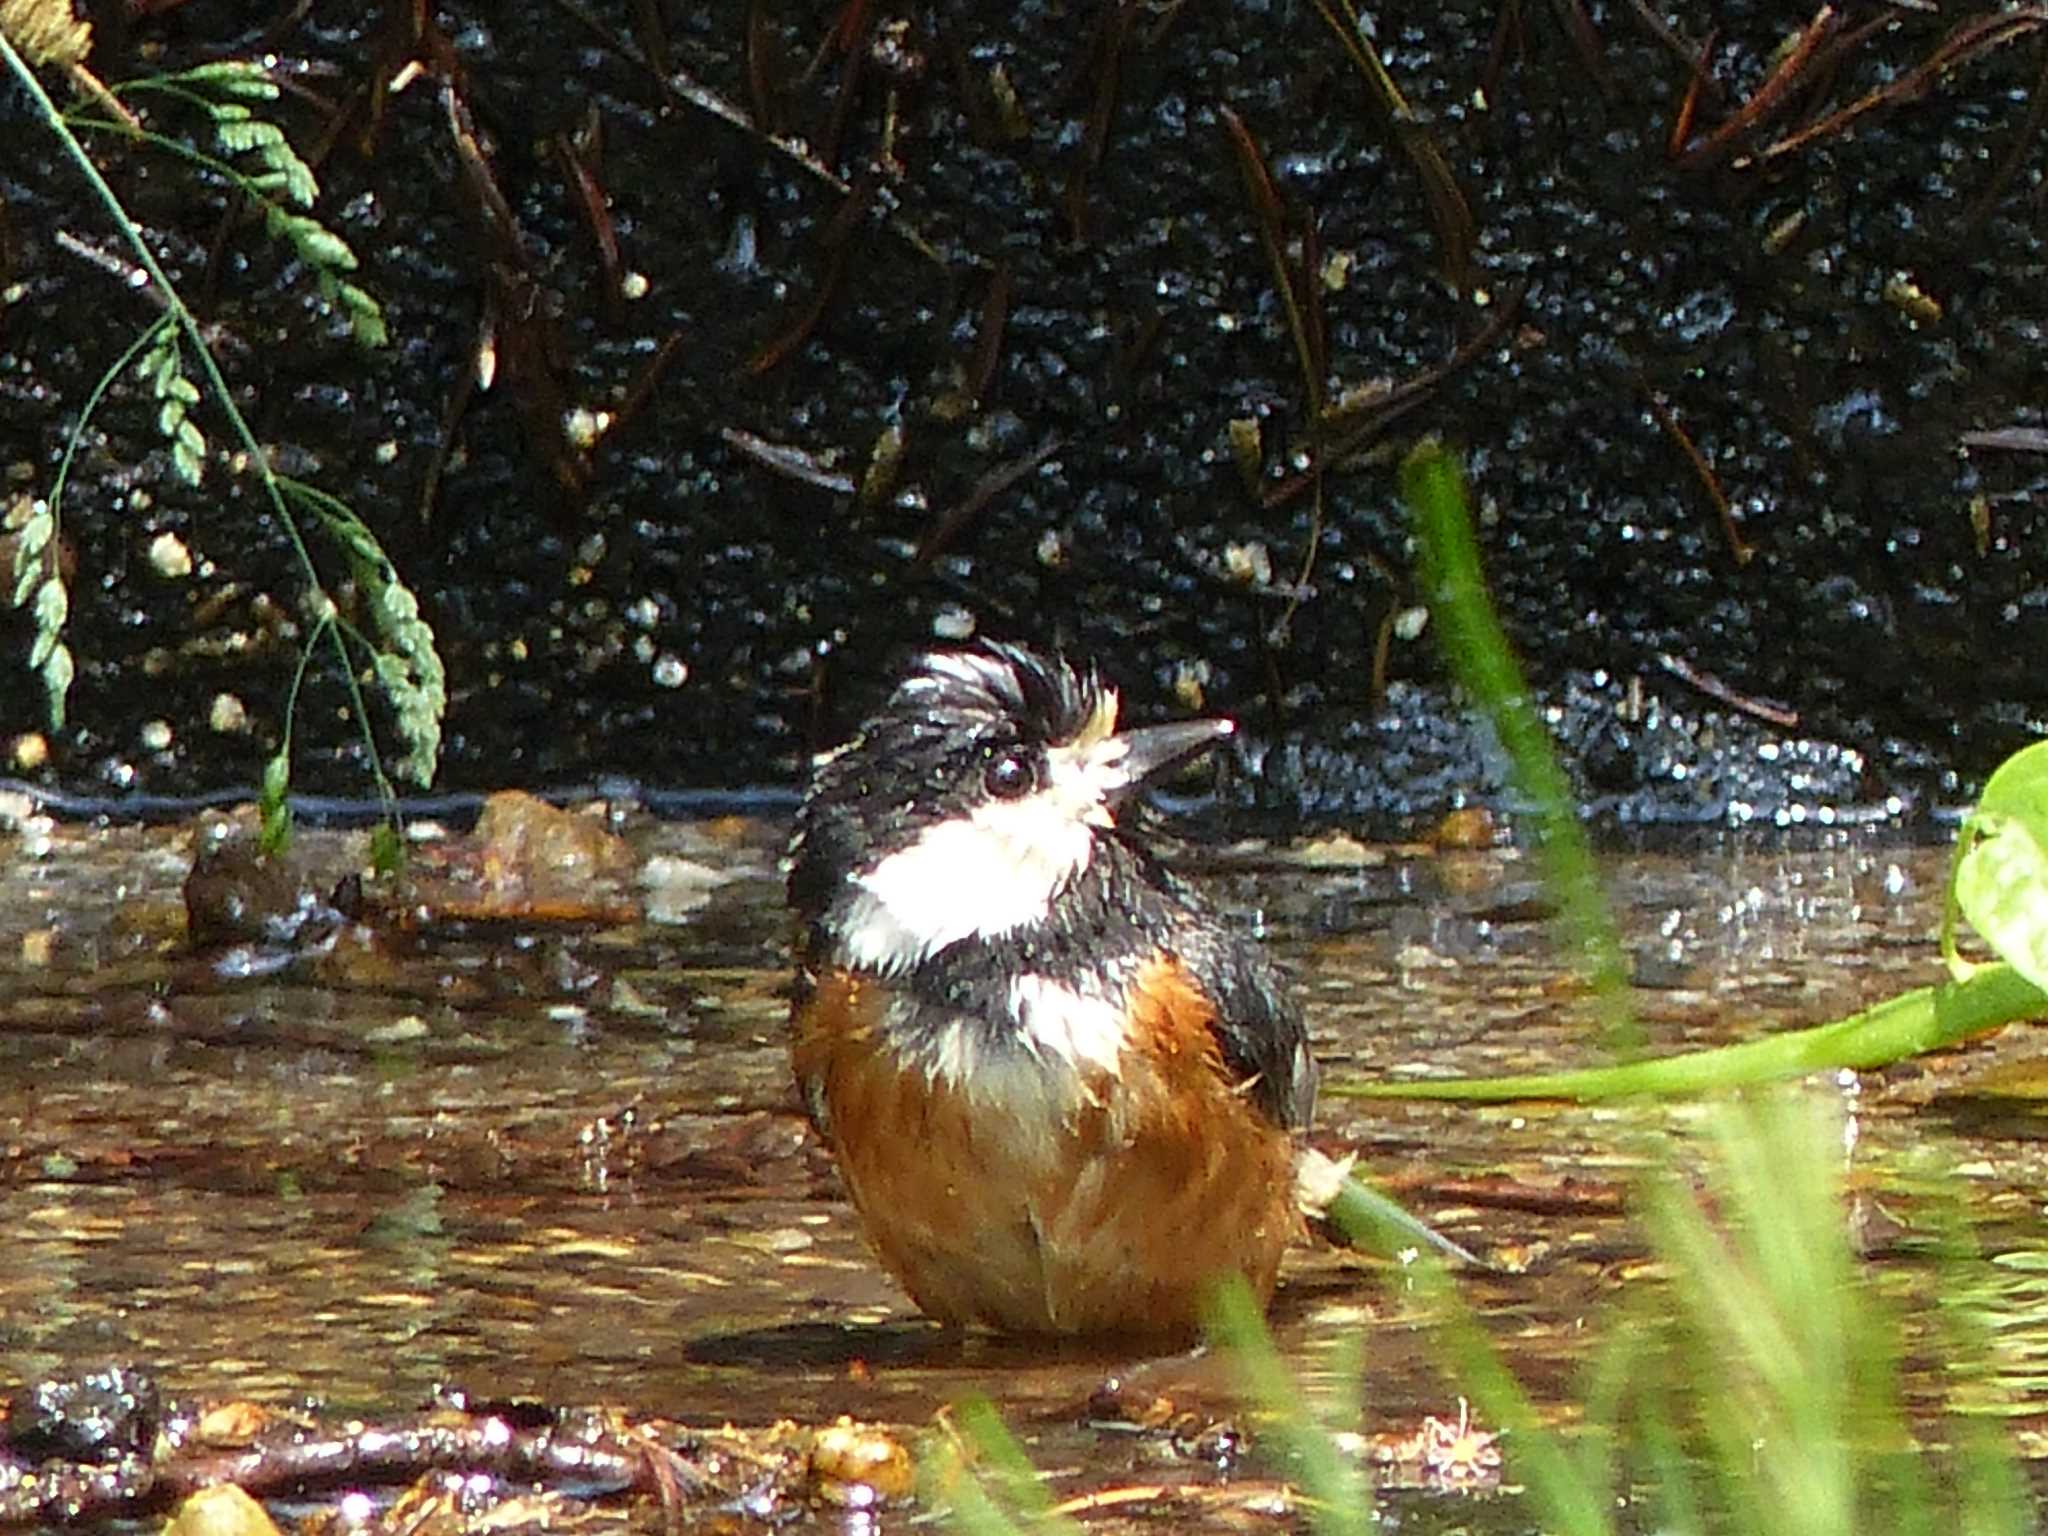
[2, 811, 2045, 1489]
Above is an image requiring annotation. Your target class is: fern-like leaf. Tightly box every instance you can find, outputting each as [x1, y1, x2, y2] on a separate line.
[215, 117, 285, 155]
[288, 219, 357, 271]
[259, 748, 292, 852]
[138, 319, 205, 485]
[7, 494, 72, 727]
[28, 577, 66, 664]
[40, 641, 73, 730]
[319, 273, 388, 348]
[178, 59, 279, 98]
[10, 501, 52, 588]
[114, 61, 380, 346]
[283, 489, 445, 787]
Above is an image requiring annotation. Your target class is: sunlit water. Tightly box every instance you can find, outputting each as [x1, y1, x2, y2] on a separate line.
[2, 810, 2045, 1527]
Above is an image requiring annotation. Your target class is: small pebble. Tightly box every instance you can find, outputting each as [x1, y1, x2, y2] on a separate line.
[148, 531, 193, 579]
[210, 693, 250, 734]
[162, 1483, 282, 1536]
[1433, 806, 1497, 850]
[809, 1418, 914, 1506]
[364, 1016, 430, 1045]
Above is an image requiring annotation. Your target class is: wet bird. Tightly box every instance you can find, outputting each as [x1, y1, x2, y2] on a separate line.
[787, 642, 1321, 1336]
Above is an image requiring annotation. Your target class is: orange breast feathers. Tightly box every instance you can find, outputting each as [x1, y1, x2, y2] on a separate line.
[791, 956, 1303, 1336]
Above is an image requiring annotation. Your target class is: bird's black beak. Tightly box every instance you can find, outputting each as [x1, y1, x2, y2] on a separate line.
[1110, 717, 1236, 791]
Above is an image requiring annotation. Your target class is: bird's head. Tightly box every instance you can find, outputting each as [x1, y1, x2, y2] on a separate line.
[790, 642, 1233, 971]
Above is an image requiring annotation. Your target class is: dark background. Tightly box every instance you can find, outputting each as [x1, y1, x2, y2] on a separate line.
[2, 1, 2043, 830]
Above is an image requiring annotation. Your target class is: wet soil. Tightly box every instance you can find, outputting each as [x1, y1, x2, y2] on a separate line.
[5, 806, 2048, 1529]
[1, 4, 2045, 827]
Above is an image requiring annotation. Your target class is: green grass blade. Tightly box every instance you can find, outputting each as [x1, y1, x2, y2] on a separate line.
[930, 1396, 1074, 1535]
[1334, 963, 2046, 1101]
[1404, 440, 1637, 1054]
[1208, 1275, 1374, 1536]
[1321, 1172, 1478, 1266]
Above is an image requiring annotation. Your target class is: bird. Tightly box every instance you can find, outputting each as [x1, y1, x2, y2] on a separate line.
[787, 641, 1319, 1337]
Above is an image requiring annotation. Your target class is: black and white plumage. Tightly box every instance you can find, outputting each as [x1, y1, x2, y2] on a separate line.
[788, 642, 1318, 1335]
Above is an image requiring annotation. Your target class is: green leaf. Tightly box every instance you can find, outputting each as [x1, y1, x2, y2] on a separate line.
[171, 417, 207, 486]
[42, 642, 73, 730]
[1207, 1277, 1376, 1536]
[285, 218, 357, 272]
[143, 343, 177, 392]
[378, 580, 420, 626]
[1955, 744, 2048, 992]
[182, 61, 281, 98]
[1976, 739, 2048, 823]
[15, 506, 53, 566]
[1403, 439, 1636, 1054]
[937, 1397, 1068, 1532]
[259, 749, 293, 854]
[261, 799, 292, 854]
[344, 296, 388, 349]
[217, 119, 286, 154]
[274, 158, 320, 209]
[32, 576, 68, 637]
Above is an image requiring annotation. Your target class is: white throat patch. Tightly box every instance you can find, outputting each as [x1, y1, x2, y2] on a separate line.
[911, 972, 1132, 1098]
[837, 735, 1132, 972]
[1006, 973, 1129, 1074]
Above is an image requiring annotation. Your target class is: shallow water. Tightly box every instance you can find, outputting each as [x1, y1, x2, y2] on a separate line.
[2, 808, 2045, 1529]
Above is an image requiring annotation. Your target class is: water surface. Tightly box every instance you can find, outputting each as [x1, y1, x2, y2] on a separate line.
[2, 809, 2042, 1529]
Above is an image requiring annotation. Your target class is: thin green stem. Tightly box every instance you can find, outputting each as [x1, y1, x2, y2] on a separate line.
[277, 607, 329, 766]
[105, 78, 245, 112]
[4, 34, 404, 821]
[66, 118, 278, 200]
[48, 314, 165, 525]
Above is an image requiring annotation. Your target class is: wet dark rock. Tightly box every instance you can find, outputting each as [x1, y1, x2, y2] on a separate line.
[370, 790, 643, 928]
[1236, 669, 1910, 831]
[4, 1365, 162, 1464]
[1, 4, 2043, 831]
[183, 835, 352, 951]
[470, 790, 637, 897]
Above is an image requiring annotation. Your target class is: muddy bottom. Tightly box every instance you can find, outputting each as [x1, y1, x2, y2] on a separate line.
[2, 807, 2046, 1529]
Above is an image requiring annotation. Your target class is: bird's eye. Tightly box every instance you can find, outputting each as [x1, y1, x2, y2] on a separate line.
[983, 751, 1036, 800]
